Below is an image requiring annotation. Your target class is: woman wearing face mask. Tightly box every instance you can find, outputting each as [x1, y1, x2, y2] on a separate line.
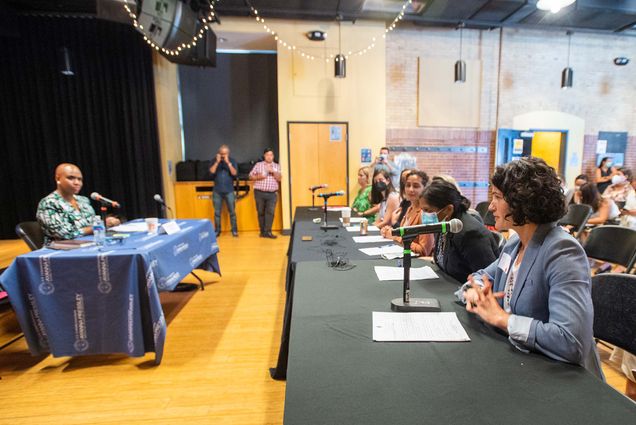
[351, 167, 376, 222]
[460, 157, 602, 378]
[371, 169, 400, 228]
[381, 171, 434, 256]
[421, 180, 499, 282]
[390, 168, 417, 229]
[620, 174, 636, 229]
[579, 183, 620, 225]
[601, 167, 634, 204]
[595, 157, 617, 195]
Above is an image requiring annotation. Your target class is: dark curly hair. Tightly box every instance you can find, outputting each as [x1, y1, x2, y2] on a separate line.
[491, 157, 566, 225]
[422, 180, 470, 218]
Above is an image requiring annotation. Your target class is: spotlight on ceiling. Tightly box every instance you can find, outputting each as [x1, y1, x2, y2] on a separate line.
[306, 30, 326, 41]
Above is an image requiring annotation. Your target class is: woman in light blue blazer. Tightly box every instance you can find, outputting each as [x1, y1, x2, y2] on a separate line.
[461, 157, 603, 378]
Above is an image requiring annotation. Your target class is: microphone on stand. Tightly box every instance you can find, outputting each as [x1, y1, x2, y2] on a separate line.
[153, 194, 173, 219]
[90, 192, 121, 208]
[309, 184, 328, 191]
[317, 190, 345, 198]
[390, 218, 463, 313]
[391, 219, 463, 238]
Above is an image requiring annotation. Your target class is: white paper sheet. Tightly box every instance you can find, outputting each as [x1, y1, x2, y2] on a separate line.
[373, 266, 438, 281]
[339, 217, 366, 224]
[110, 222, 148, 232]
[372, 312, 471, 342]
[359, 244, 413, 258]
[352, 235, 390, 244]
[346, 225, 380, 232]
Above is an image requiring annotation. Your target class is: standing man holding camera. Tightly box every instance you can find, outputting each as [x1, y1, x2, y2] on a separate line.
[209, 144, 238, 237]
[370, 147, 400, 189]
[249, 148, 281, 239]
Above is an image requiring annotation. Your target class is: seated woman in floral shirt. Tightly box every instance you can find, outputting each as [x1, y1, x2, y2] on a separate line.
[36, 163, 119, 244]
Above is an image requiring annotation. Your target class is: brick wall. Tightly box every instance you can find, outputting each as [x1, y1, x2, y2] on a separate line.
[386, 24, 636, 205]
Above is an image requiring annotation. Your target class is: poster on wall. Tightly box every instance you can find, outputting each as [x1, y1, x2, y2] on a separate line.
[595, 131, 627, 167]
[513, 139, 524, 155]
[360, 148, 372, 164]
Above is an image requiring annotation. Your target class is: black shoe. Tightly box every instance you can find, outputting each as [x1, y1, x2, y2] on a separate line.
[259, 233, 265, 238]
[265, 232, 277, 239]
[232, 231, 239, 237]
[215, 230, 221, 237]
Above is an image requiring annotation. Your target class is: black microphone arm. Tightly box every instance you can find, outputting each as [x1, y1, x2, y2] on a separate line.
[391, 219, 463, 238]
[317, 190, 345, 198]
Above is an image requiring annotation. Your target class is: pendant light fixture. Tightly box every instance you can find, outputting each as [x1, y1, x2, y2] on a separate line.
[334, 15, 346, 78]
[537, 0, 576, 14]
[561, 31, 573, 89]
[454, 23, 466, 83]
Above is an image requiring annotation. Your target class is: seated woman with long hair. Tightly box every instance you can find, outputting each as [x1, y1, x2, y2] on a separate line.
[351, 166, 376, 222]
[371, 169, 400, 228]
[391, 168, 416, 229]
[381, 170, 434, 256]
[421, 180, 499, 282]
[578, 182, 620, 225]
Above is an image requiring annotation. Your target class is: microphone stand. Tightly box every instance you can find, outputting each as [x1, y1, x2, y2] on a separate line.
[390, 236, 441, 312]
[309, 188, 320, 211]
[320, 196, 339, 230]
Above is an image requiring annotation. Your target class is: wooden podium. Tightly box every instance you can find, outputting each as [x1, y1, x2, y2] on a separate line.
[174, 181, 283, 232]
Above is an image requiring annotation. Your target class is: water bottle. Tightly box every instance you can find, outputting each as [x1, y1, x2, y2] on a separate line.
[93, 216, 106, 246]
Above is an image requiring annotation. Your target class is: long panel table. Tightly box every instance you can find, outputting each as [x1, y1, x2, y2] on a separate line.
[0, 219, 220, 364]
[271, 207, 388, 379]
[284, 260, 636, 424]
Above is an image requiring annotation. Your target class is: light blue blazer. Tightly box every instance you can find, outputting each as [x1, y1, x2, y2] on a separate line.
[474, 222, 603, 378]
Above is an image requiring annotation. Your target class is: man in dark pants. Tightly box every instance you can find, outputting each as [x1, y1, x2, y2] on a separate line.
[209, 144, 238, 237]
[249, 148, 281, 238]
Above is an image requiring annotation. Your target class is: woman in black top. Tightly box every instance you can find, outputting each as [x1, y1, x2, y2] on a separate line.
[595, 156, 616, 195]
[421, 180, 500, 282]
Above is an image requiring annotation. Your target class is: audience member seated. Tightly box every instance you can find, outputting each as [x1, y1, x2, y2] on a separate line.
[36, 163, 120, 244]
[422, 180, 499, 282]
[381, 171, 434, 256]
[351, 166, 376, 223]
[570, 174, 589, 204]
[595, 156, 617, 195]
[371, 169, 399, 228]
[579, 183, 620, 225]
[620, 175, 636, 229]
[432, 174, 483, 223]
[602, 167, 634, 204]
[459, 157, 602, 378]
[391, 168, 416, 229]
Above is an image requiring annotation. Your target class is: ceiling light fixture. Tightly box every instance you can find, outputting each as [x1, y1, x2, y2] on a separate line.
[536, 0, 576, 14]
[561, 31, 573, 89]
[454, 23, 466, 83]
[335, 16, 346, 78]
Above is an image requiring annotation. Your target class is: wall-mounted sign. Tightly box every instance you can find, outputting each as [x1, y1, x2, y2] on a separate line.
[329, 125, 342, 142]
[361, 148, 372, 164]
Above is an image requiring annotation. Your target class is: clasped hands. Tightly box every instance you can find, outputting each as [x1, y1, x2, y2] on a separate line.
[464, 274, 510, 331]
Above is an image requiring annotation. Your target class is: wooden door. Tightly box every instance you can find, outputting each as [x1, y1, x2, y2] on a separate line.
[531, 131, 565, 174]
[288, 122, 348, 214]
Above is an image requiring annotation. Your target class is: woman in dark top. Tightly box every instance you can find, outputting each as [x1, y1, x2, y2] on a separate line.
[421, 180, 500, 282]
[595, 156, 616, 195]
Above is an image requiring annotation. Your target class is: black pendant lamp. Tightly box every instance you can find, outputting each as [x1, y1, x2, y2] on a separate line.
[454, 23, 466, 83]
[335, 17, 346, 78]
[561, 31, 573, 89]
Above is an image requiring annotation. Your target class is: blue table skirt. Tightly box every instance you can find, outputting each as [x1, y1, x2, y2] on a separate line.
[0, 219, 220, 364]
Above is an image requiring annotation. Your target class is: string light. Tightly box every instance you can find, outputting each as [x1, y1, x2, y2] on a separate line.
[122, 0, 215, 56]
[248, 0, 412, 61]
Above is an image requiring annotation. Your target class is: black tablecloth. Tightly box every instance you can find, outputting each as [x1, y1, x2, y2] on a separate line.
[270, 207, 387, 379]
[284, 260, 636, 424]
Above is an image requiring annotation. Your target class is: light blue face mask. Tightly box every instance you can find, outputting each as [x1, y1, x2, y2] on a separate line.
[421, 211, 439, 225]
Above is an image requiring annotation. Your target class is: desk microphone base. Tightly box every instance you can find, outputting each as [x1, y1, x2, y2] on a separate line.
[391, 298, 441, 312]
[320, 224, 339, 230]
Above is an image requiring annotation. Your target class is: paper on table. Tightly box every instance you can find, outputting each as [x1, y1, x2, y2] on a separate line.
[374, 266, 438, 281]
[352, 235, 390, 244]
[346, 225, 380, 232]
[359, 244, 413, 257]
[372, 312, 471, 342]
[110, 222, 148, 232]
[340, 217, 365, 224]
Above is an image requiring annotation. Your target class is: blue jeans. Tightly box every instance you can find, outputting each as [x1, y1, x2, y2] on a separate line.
[213, 191, 237, 233]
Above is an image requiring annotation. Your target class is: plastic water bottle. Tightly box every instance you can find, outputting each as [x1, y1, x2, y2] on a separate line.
[93, 216, 106, 246]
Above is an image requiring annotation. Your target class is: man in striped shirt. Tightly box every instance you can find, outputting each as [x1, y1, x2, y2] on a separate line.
[249, 148, 281, 239]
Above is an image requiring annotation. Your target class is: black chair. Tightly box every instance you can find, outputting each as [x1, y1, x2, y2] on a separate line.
[15, 221, 45, 251]
[558, 204, 592, 240]
[591, 273, 636, 355]
[475, 201, 490, 219]
[583, 225, 636, 274]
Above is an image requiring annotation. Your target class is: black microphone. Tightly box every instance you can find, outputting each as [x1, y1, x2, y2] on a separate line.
[309, 184, 328, 191]
[90, 192, 120, 208]
[391, 219, 463, 238]
[317, 190, 345, 198]
[154, 194, 173, 217]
